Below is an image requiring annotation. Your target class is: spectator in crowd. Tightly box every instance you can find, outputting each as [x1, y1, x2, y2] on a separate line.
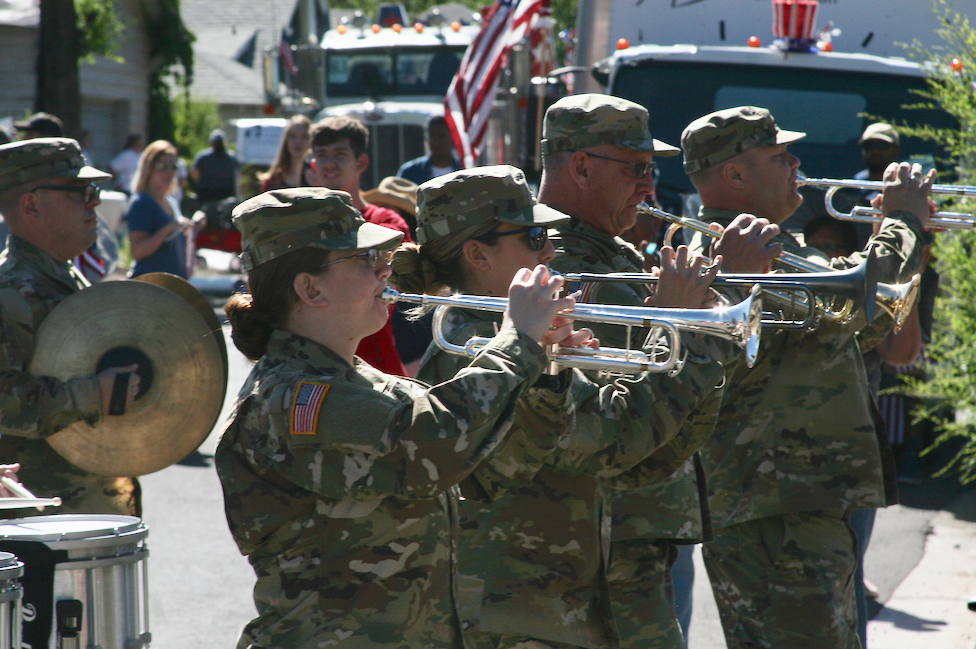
[260, 115, 312, 192]
[78, 130, 94, 166]
[396, 115, 462, 184]
[191, 129, 239, 202]
[110, 134, 145, 195]
[308, 115, 412, 375]
[127, 140, 205, 279]
[14, 113, 63, 140]
[857, 123, 901, 184]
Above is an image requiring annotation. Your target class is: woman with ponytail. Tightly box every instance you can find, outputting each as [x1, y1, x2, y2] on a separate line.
[215, 186, 578, 649]
[393, 166, 730, 649]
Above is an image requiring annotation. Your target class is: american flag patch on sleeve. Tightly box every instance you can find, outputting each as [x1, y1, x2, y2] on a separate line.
[290, 382, 330, 435]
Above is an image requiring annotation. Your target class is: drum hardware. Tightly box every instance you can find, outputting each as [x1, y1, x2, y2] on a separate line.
[30, 280, 227, 477]
[382, 283, 764, 372]
[797, 177, 976, 229]
[0, 552, 23, 649]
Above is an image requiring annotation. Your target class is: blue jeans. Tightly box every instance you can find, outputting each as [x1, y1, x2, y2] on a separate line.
[850, 508, 876, 649]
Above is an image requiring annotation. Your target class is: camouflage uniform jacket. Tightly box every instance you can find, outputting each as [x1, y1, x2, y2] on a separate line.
[215, 328, 546, 649]
[417, 306, 726, 648]
[0, 236, 136, 515]
[688, 206, 924, 528]
[551, 217, 732, 542]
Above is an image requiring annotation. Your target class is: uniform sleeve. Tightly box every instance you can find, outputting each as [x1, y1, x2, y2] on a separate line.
[0, 289, 102, 439]
[416, 318, 575, 501]
[247, 328, 547, 501]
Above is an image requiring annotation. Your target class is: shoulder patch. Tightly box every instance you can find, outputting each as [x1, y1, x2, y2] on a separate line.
[290, 381, 330, 434]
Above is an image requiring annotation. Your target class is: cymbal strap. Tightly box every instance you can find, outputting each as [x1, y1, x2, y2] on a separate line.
[108, 372, 130, 416]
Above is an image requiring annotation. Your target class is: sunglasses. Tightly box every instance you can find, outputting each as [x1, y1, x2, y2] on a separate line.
[861, 140, 895, 151]
[31, 183, 101, 205]
[319, 247, 393, 270]
[475, 226, 549, 252]
[153, 161, 178, 172]
[576, 150, 656, 178]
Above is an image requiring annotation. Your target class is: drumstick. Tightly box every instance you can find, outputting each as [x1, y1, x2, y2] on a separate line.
[0, 476, 61, 510]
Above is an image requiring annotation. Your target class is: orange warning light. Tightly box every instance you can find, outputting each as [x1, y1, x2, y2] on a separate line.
[747, 36, 761, 48]
[616, 38, 630, 50]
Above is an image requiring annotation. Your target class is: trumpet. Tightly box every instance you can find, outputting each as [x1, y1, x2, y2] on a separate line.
[797, 177, 976, 230]
[562, 252, 877, 329]
[649, 206, 918, 331]
[382, 285, 765, 372]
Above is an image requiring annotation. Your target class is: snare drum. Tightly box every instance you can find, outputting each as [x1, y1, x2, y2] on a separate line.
[0, 515, 150, 649]
[0, 552, 23, 649]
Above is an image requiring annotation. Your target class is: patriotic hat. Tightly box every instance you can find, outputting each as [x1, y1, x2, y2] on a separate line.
[541, 94, 680, 156]
[234, 187, 403, 271]
[415, 165, 569, 244]
[0, 138, 110, 192]
[681, 106, 806, 174]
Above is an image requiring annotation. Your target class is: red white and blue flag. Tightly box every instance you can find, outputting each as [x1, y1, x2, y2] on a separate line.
[290, 382, 329, 435]
[445, 0, 547, 168]
[280, 38, 297, 78]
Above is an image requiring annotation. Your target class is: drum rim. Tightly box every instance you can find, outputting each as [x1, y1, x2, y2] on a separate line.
[0, 514, 146, 543]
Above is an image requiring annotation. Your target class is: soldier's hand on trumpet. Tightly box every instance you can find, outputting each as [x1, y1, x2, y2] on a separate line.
[502, 265, 579, 344]
[645, 245, 721, 308]
[708, 213, 783, 273]
[877, 162, 935, 226]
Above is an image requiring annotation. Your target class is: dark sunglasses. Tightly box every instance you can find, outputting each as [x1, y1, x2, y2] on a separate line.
[861, 140, 895, 151]
[475, 226, 549, 252]
[31, 183, 100, 205]
[575, 150, 656, 178]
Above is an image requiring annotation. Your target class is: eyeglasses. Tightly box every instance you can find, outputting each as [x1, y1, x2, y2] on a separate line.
[319, 247, 393, 270]
[474, 226, 549, 252]
[575, 150, 656, 178]
[31, 183, 101, 205]
[153, 161, 178, 171]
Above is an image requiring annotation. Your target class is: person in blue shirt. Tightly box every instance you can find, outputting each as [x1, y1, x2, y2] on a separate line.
[396, 115, 462, 184]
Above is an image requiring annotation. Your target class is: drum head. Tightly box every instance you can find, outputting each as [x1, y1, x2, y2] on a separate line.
[30, 281, 225, 477]
[0, 514, 146, 545]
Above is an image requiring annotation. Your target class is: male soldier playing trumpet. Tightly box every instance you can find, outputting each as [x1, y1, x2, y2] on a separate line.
[538, 94, 739, 648]
[0, 138, 141, 515]
[682, 106, 932, 649]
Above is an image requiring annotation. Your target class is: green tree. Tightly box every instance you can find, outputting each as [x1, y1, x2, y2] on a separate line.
[172, 97, 222, 159]
[895, 1, 976, 482]
[144, 0, 195, 144]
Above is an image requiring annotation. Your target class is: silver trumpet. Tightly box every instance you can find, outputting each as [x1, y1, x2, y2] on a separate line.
[798, 177, 976, 230]
[649, 205, 918, 331]
[382, 285, 764, 373]
[562, 250, 876, 330]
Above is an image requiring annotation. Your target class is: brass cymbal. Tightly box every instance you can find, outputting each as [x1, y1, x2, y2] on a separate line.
[30, 281, 225, 477]
[133, 272, 229, 388]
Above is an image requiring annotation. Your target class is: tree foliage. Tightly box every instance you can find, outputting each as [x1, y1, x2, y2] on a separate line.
[896, 1, 976, 482]
[75, 0, 124, 62]
[144, 0, 196, 144]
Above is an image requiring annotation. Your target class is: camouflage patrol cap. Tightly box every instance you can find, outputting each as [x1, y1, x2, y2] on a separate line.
[541, 94, 680, 157]
[0, 137, 111, 193]
[681, 106, 806, 174]
[234, 187, 404, 271]
[416, 165, 569, 244]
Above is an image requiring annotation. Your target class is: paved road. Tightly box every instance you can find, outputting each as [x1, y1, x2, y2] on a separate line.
[137, 318, 967, 648]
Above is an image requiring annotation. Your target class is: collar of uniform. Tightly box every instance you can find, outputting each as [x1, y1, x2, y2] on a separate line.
[5, 235, 89, 291]
[698, 205, 802, 249]
[266, 329, 355, 375]
[554, 216, 622, 249]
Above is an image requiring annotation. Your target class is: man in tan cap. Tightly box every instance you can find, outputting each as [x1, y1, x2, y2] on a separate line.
[682, 106, 933, 649]
[857, 122, 901, 184]
[537, 93, 735, 648]
[0, 137, 141, 515]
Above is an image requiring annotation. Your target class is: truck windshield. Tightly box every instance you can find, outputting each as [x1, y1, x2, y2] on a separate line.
[327, 47, 465, 98]
[613, 60, 954, 194]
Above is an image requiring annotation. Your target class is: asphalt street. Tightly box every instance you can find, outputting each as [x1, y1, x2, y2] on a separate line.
[136, 316, 970, 648]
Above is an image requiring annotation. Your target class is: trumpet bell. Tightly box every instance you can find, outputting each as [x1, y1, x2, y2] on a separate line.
[878, 273, 921, 334]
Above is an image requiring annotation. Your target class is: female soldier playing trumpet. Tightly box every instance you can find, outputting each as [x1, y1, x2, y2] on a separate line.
[215, 187, 579, 649]
[390, 166, 734, 649]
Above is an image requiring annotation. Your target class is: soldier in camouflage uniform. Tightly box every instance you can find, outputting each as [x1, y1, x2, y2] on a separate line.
[215, 187, 575, 649]
[390, 165, 727, 649]
[680, 106, 933, 649]
[0, 137, 141, 515]
[536, 93, 737, 648]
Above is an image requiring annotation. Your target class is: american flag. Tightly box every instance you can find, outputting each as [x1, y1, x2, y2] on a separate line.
[445, 0, 547, 168]
[290, 382, 329, 435]
[280, 38, 297, 78]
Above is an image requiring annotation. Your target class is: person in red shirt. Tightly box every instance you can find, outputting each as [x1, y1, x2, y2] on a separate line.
[308, 116, 410, 375]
